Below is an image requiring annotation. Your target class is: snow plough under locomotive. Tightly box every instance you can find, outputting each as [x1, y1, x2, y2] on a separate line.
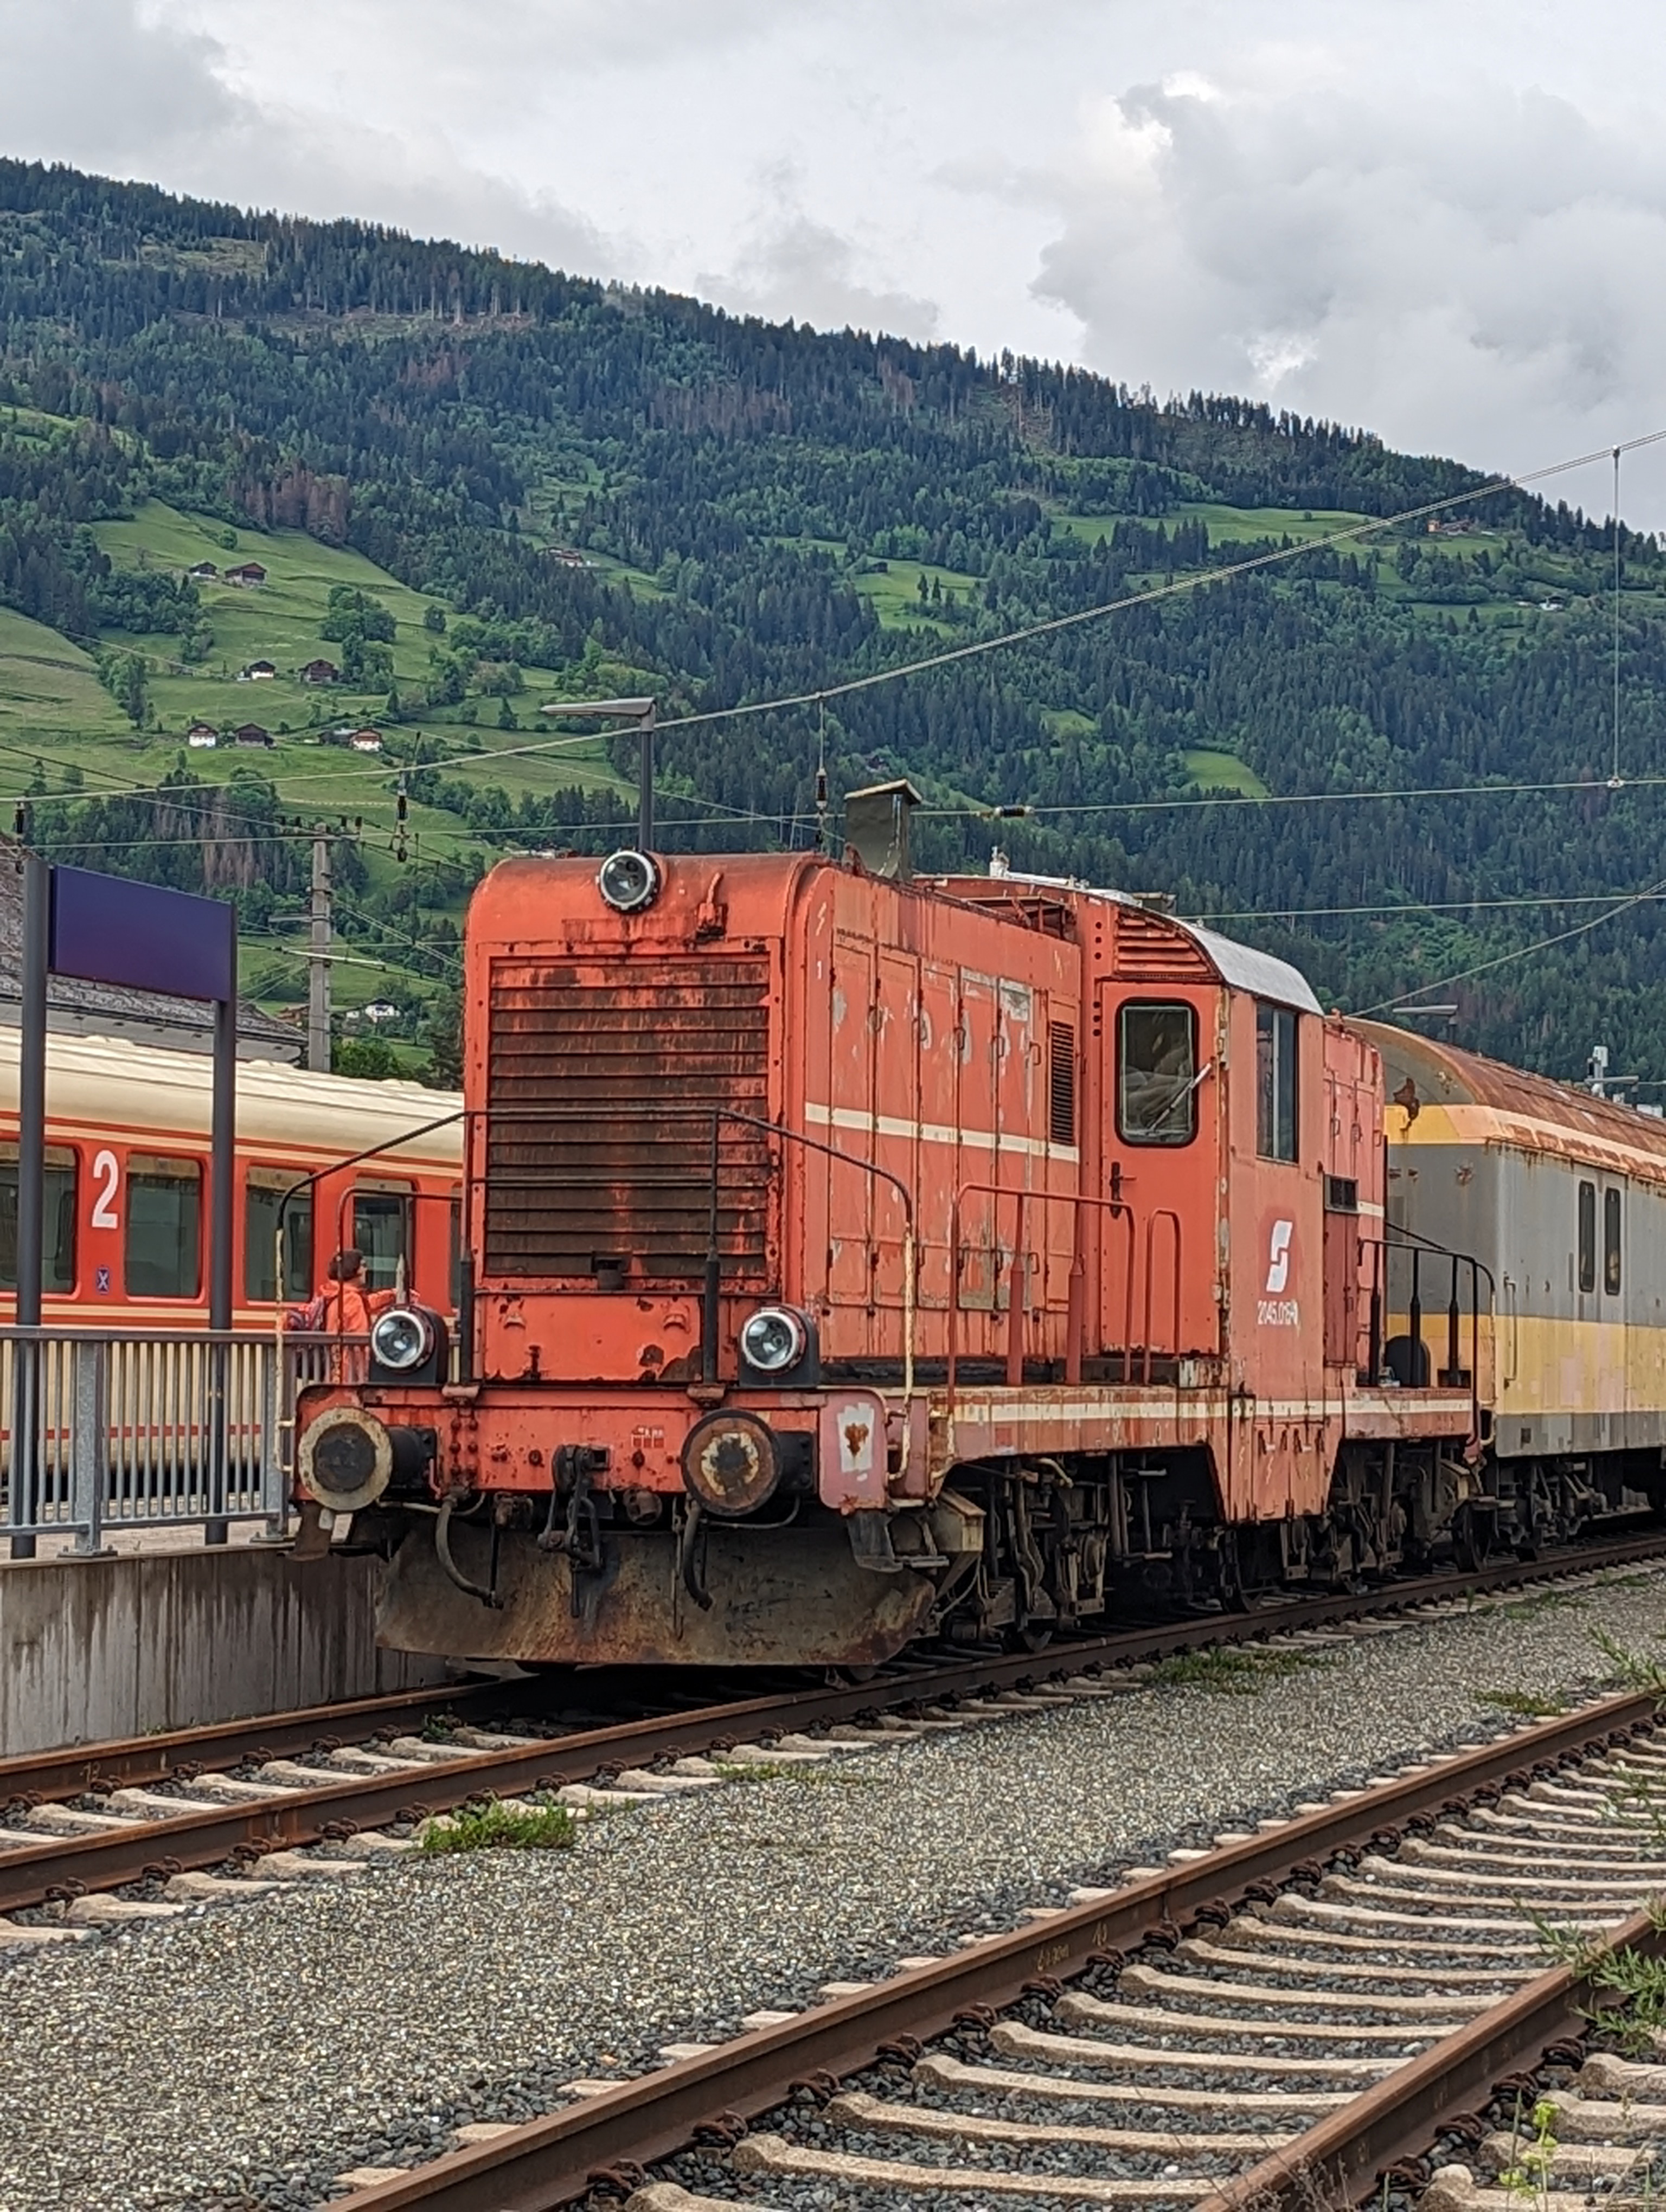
[292, 786, 1666, 1666]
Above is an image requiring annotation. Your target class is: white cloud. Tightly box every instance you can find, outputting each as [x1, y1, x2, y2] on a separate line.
[1027, 67, 1666, 510]
[698, 168, 939, 339]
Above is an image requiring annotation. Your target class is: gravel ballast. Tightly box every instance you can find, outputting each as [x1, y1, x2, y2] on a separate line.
[4, 1570, 1666, 2210]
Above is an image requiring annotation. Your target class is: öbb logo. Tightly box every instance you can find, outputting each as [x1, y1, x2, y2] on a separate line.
[1258, 1219, 1299, 1328]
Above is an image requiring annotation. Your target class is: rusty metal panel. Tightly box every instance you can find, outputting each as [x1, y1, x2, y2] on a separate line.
[1114, 906, 1213, 981]
[484, 954, 772, 1284]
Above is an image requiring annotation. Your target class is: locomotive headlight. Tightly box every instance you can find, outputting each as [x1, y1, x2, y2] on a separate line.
[370, 1306, 436, 1374]
[739, 1306, 808, 1375]
[597, 848, 662, 914]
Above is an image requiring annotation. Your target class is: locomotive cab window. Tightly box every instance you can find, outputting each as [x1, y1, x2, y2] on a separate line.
[244, 1169, 313, 1303]
[1118, 1002, 1199, 1146]
[0, 1143, 76, 1293]
[1256, 1002, 1299, 1162]
[353, 1185, 411, 1292]
[125, 1154, 201, 1299]
[1577, 1179, 1596, 1295]
[1605, 1185, 1623, 1296]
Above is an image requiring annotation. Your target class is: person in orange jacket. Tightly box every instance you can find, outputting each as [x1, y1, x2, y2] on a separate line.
[286, 1248, 397, 1365]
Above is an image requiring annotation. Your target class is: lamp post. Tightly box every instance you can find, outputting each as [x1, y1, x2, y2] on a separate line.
[539, 696, 657, 848]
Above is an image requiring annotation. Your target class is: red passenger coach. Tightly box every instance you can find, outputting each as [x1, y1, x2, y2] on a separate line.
[0, 1034, 462, 1326]
[294, 831, 1479, 1669]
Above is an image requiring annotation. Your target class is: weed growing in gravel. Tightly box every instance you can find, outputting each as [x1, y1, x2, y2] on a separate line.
[1533, 1905, 1666, 2056]
[1497, 2095, 1561, 2206]
[1145, 1645, 1336, 1695]
[710, 1760, 887, 1787]
[1592, 1628, 1666, 1696]
[419, 1801, 576, 1855]
[1498, 1589, 1585, 1622]
[1476, 1689, 1568, 1719]
[419, 1713, 458, 1743]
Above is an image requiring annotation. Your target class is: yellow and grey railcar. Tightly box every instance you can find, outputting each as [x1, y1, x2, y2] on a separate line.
[1357, 1021, 1666, 1546]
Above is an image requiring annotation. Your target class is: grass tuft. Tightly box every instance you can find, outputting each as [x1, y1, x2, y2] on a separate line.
[418, 1799, 576, 1855]
[1476, 1689, 1568, 1719]
[1536, 1904, 1666, 2057]
[1592, 1626, 1666, 1695]
[1145, 1644, 1335, 1696]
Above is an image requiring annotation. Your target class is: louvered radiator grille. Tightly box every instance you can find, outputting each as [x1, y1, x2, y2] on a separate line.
[1114, 908, 1213, 980]
[484, 955, 773, 1283]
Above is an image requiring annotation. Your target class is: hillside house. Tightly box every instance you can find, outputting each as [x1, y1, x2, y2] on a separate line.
[299, 658, 338, 685]
[185, 561, 217, 581]
[185, 723, 219, 749]
[349, 729, 383, 754]
[233, 723, 273, 749]
[224, 561, 267, 586]
[239, 660, 277, 681]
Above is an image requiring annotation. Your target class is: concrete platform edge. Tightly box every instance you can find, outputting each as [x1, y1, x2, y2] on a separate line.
[0, 1548, 445, 1755]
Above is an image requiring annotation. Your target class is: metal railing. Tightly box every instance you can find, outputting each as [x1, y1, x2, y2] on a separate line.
[0, 1328, 356, 1558]
[1366, 1230, 1492, 1445]
[946, 1184, 1186, 1401]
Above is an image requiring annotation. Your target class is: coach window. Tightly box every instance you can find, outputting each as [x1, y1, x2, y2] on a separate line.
[0, 1144, 76, 1293]
[1118, 1003, 1198, 1145]
[125, 1155, 202, 1298]
[244, 1169, 313, 1303]
[1605, 1185, 1623, 1296]
[353, 1185, 411, 1292]
[1577, 1179, 1596, 1295]
[1256, 1002, 1299, 1162]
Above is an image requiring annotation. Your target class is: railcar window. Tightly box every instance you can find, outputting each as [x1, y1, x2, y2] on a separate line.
[1255, 1002, 1299, 1162]
[1605, 1186, 1623, 1296]
[353, 1188, 411, 1291]
[125, 1155, 201, 1299]
[0, 1144, 75, 1293]
[1577, 1180, 1596, 1295]
[244, 1171, 313, 1303]
[1118, 1003, 1198, 1146]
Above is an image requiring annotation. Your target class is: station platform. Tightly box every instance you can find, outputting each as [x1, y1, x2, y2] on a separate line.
[0, 1534, 446, 1758]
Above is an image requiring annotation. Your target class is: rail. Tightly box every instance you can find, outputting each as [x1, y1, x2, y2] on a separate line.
[0, 1328, 358, 1558]
[946, 1183, 1184, 1401]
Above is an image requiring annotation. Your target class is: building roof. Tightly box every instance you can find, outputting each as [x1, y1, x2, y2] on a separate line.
[0, 843, 301, 1062]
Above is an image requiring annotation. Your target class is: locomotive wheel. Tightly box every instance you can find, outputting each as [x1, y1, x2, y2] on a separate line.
[1216, 1530, 1250, 1614]
[1452, 1504, 1490, 1573]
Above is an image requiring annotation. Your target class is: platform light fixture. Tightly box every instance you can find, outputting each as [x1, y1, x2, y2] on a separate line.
[539, 696, 658, 848]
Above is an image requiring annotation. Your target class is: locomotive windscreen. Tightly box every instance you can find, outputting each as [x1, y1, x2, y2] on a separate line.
[483, 954, 773, 1283]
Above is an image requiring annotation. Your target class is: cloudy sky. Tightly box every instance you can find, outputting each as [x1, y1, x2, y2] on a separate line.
[7, 0, 1666, 518]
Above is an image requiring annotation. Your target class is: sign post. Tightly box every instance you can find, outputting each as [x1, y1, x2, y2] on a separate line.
[8, 864, 238, 1558]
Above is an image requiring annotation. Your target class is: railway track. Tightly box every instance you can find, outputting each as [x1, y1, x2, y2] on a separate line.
[5, 1529, 1666, 1937]
[323, 1683, 1666, 2212]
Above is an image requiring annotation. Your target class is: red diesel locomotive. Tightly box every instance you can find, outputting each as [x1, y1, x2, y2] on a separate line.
[293, 795, 1496, 1668]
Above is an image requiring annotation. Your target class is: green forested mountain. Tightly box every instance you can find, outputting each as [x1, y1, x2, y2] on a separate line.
[2, 156, 1665, 1088]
